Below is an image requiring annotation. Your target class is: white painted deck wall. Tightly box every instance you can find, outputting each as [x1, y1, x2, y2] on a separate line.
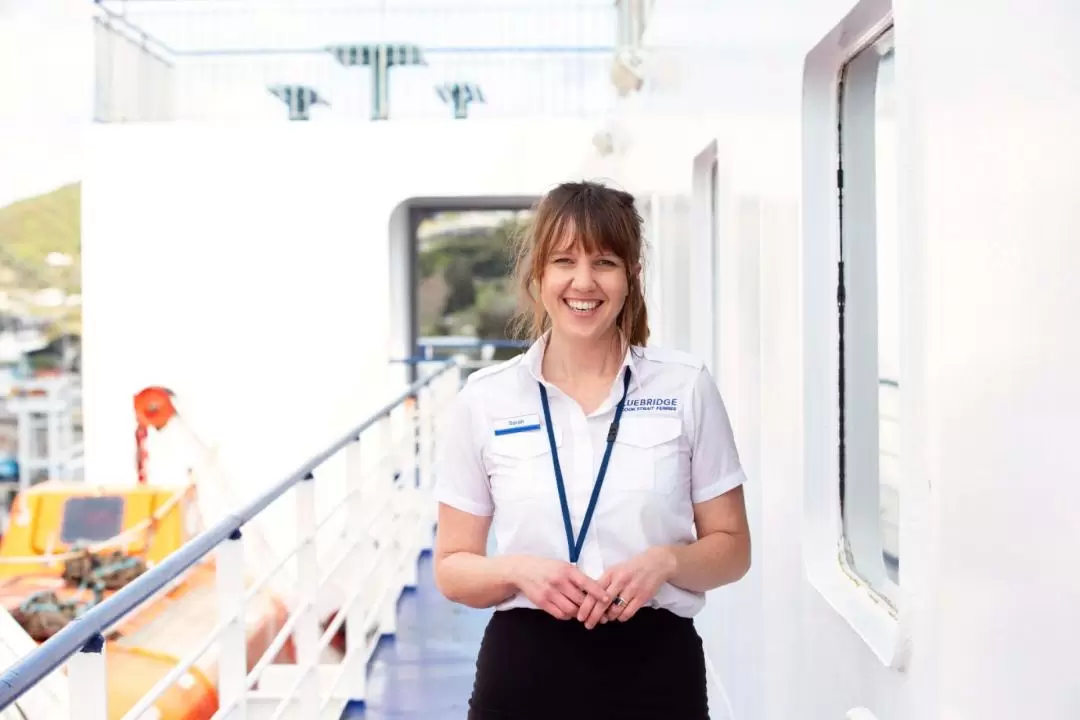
[609, 1, 1080, 719]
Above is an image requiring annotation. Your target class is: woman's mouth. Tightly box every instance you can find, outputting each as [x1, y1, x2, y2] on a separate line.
[564, 299, 602, 315]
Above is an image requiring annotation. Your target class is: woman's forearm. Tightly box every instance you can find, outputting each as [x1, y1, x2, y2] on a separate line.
[663, 530, 751, 594]
[434, 551, 519, 609]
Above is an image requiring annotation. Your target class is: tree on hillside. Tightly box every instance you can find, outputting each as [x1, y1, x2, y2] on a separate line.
[0, 182, 82, 339]
[475, 283, 518, 341]
[415, 212, 531, 341]
[443, 256, 476, 314]
[417, 272, 449, 335]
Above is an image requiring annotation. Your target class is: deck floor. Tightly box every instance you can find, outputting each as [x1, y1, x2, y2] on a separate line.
[341, 551, 491, 719]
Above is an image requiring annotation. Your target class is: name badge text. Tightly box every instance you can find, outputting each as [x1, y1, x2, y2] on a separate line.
[493, 413, 542, 436]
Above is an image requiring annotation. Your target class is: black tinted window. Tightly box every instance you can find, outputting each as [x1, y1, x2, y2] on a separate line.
[60, 496, 125, 544]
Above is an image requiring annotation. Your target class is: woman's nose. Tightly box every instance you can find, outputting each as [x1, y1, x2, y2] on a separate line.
[571, 263, 597, 289]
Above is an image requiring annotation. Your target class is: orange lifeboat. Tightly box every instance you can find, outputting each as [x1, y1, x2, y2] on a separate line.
[0, 387, 297, 719]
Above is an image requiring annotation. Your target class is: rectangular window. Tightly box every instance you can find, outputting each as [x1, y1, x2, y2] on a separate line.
[836, 26, 899, 603]
[61, 496, 126, 545]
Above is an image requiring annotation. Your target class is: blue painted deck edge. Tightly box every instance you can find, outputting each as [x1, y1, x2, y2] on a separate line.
[339, 548, 490, 719]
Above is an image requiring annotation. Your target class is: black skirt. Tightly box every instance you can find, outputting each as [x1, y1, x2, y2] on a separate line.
[467, 607, 709, 720]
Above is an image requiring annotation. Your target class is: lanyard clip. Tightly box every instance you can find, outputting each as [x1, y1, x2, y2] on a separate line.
[606, 421, 619, 443]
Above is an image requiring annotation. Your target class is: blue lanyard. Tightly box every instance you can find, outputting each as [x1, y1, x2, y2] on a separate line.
[538, 366, 632, 565]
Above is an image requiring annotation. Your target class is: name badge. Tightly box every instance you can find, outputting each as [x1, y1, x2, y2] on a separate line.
[493, 413, 541, 436]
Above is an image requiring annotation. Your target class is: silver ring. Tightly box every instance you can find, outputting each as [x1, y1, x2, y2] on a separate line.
[612, 596, 626, 607]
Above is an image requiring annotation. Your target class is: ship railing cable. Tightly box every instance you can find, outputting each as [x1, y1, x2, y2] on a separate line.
[0, 359, 458, 717]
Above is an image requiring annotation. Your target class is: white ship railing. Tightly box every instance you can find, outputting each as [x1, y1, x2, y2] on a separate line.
[0, 359, 462, 720]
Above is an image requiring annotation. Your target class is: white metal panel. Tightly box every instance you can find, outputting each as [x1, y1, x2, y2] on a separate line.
[616, 1, 1080, 720]
[93, 16, 175, 123]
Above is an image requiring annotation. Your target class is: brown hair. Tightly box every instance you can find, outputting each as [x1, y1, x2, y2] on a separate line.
[508, 180, 649, 346]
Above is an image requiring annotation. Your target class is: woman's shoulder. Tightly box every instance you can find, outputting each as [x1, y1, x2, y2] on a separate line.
[633, 344, 707, 372]
[462, 353, 526, 389]
[450, 353, 530, 410]
[632, 344, 719, 403]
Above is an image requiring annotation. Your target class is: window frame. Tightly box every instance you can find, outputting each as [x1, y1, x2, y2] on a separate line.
[801, 0, 911, 670]
[837, 25, 898, 604]
[690, 140, 723, 367]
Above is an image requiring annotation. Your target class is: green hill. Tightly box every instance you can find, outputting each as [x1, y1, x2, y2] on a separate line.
[0, 182, 81, 336]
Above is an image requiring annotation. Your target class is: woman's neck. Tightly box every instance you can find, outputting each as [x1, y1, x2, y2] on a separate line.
[542, 328, 624, 384]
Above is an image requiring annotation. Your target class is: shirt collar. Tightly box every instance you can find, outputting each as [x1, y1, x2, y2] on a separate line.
[521, 330, 643, 395]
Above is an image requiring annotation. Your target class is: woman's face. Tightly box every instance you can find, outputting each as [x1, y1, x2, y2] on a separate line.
[539, 230, 629, 345]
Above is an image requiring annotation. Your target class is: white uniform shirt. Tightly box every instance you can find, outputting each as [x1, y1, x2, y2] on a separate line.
[434, 335, 747, 618]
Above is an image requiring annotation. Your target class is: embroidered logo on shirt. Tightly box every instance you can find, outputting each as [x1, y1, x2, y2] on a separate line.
[623, 397, 679, 413]
[493, 413, 542, 436]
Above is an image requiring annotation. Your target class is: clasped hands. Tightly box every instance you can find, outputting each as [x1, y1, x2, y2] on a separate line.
[513, 547, 676, 630]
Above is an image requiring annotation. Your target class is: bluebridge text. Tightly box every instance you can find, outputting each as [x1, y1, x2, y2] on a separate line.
[624, 397, 679, 413]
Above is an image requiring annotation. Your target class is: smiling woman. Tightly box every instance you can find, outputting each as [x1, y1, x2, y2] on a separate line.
[432, 180, 752, 720]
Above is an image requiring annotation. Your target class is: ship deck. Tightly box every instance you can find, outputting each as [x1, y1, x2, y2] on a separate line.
[342, 551, 491, 719]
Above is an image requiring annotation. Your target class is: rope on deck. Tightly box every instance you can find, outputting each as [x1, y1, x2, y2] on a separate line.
[11, 546, 148, 641]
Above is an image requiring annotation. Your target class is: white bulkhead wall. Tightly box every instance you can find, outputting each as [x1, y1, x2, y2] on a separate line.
[610, 1, 1080, 719]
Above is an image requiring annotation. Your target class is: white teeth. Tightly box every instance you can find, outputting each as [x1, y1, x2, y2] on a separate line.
[566, 300, 600, 312]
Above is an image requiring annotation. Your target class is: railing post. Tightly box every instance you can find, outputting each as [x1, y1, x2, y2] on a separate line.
[217, 527, 247, 720]
[68, 633, 107, 720]
[371, 412, 400, 638]
[416, 382, 436, 562]
[379, 484, 400, 636]
[418, 383, 434, 494]
[406, 392, 419, 488]
[380, 413, 395, 494]
[343, 436, 367, 702]
[407, 382, 431, 562]
[295, 473, 320, 718]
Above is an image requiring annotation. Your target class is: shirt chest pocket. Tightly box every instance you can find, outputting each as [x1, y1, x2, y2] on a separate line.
[610, 416, 685, 494]
[486, 423, 562, 502]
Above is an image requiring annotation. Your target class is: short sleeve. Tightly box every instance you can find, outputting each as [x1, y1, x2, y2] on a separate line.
[433, 389, 494, 516]
[688, 366, 747, 504]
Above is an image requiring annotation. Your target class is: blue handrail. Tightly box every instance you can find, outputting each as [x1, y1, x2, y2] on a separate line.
[416, 337, 529, 350]
[0, 360, 457, 710]
[391, 337, 529, 364]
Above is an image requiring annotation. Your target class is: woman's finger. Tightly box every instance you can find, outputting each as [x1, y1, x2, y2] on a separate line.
[576, 594, 597, 623]
[560, 580, 586, 606]
[604, 578, 636, 623]
[545, 590, 579, 620]
[584, 575, 622, 628]
[568, 567, 611, 604]
[605, 595, 628, 622]
[616, 593, 646, 622]
[543, 600, 569, 620]
[583, 592, 610, 628]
